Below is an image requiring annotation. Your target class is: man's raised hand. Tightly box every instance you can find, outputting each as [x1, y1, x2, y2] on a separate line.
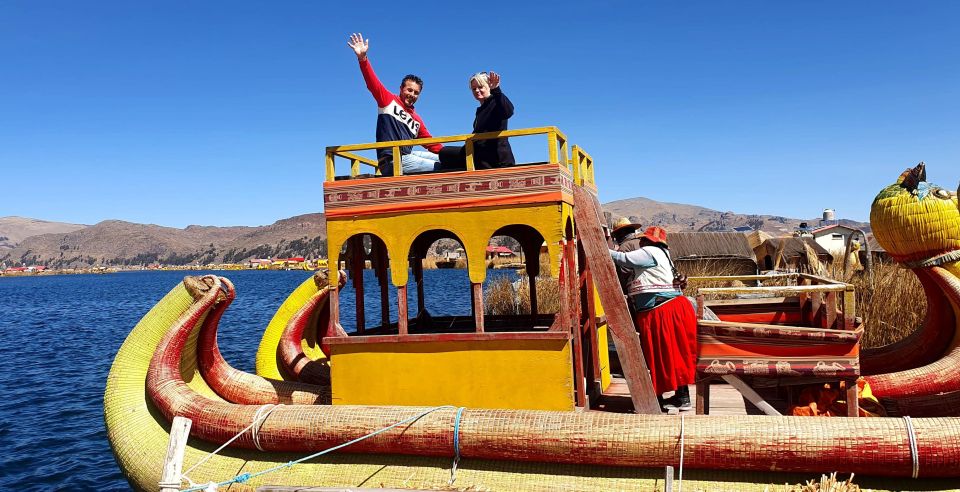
[347, 33, 369, 60]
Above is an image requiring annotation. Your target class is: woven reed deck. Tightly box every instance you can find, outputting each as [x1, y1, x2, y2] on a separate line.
[597, 378, 761, 415]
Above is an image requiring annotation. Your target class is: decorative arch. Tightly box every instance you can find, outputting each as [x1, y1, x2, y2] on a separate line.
[331, 232, 392, 333]
[407, 229, 469, 322]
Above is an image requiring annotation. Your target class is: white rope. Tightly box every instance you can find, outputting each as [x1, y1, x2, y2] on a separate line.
[902, 415, 919, 479]
[181, 404, 284, 485]
[251, 404, 280, 451]
[677, 414, 685, 492]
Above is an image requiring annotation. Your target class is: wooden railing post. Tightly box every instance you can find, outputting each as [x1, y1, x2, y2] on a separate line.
[548, 131, 559, 164]
[559, 135, 569, 166]
[571, 145, 582, 185]
[392, 145, 402, 176]
[160, 416, 192, 492]
[825, 291, 838, 329]
[843, 288, 856, 330]
[325, 150, 335, 182]
[465, 139, 475, 171]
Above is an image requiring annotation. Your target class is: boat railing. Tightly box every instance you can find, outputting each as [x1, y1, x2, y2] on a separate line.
[689, 272, 856, 330]
[324, 126, 595, 186]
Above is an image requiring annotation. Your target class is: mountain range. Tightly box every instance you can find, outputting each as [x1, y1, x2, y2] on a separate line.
[0, 199, 869, 268]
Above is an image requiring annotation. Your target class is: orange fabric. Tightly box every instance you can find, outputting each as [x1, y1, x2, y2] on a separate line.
[788, 379, 886, 417]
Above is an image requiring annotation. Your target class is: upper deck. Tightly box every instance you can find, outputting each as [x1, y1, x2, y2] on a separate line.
[322, 126, 595, 218]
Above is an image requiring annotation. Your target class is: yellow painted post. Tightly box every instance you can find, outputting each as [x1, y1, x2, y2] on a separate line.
[548, 131, 558, 164]
[559, 136, 568, 167]
[350, 158, 360, 177]
[465, 139, 475, 171]
[325, 151, 335, 182]
[392, 145, 402, 176]
[843, 288, 856, 330]
[571, 145, 582, 186]
[588, 156, 595, 185]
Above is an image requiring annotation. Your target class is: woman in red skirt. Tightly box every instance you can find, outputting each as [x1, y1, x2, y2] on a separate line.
[609, 223, 697, 412]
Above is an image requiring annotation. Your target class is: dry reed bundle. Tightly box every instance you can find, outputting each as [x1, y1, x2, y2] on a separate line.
[483, 275, 560, 315]
[853, 260, 925, 349]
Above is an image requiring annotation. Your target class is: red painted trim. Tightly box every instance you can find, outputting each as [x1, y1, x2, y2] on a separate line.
[325, 331, 570, 345]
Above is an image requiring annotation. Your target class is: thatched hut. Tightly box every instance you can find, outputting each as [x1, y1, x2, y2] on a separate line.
[667, 232, 759, 276]
[754, 237, 834, 272]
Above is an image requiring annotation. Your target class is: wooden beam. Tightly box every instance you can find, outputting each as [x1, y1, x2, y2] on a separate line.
[698, 284, 847, 296]
[698, 319, 855, 335]
[472, 282, 485, 333]
[696, 379, 711, 415]
[688, 273, 798, 282]
[374, 242, 391, 329]
[573, 186, 660, 414]
[811, 291, 823, 328]
[846, 379, 860, 417]
[704, 296, 792, 306]
[720, 375, 782, 416]
[413, 258, 425, 315]
[397, 285, 408, 335]
[350, 237, 366, 333]
[825, 291, 838, 329]
[160, 416, 192, 492]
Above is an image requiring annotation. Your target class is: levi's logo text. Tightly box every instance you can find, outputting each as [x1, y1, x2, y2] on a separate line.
[380, 100, 421, 135]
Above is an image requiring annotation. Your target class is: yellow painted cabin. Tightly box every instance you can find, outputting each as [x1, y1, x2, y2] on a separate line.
[320, 127, 612, 411]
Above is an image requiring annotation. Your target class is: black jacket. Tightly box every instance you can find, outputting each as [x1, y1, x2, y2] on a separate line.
[472, 87, 515, 168]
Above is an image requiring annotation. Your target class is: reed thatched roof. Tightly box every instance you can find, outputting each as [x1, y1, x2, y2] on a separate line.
[668, 232, 757, 261]
[745, 230, 773, 250]
[755, 237, 834, 262]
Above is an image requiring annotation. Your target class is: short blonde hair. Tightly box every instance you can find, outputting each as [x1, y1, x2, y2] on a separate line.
[469, 72, 489, 89]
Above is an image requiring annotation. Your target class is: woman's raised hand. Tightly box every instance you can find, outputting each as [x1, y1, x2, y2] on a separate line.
[347, 33, 369, 60]
[488, 71, 500, 90]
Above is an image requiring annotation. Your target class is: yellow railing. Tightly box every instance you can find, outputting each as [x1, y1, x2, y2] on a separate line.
[324, 126, 594, 185]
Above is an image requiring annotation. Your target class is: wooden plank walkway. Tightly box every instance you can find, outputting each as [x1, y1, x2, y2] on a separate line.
[596, 378, 748, 415]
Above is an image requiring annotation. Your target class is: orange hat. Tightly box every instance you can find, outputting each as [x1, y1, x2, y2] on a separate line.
[640, 226, 668, 245]
[611, 217, 642, 236]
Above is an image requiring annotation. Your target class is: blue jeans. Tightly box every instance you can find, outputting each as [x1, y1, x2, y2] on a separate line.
[401, 150, 441, 174]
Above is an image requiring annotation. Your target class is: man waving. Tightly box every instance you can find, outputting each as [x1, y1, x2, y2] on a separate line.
[348, 32, 443, 176]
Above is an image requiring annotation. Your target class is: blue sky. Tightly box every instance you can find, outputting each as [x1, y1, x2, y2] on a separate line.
[2, 1, 958, 228]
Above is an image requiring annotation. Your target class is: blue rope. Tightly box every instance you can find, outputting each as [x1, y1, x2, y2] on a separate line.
[449, 406, 466, 484]
[181, 405, 455, 492]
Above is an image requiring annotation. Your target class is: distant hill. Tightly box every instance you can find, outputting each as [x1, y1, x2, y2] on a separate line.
[603, 197, 870, 235]
[3, 196, 870, 268]
[0, 216, 86, 251]
[1, 214, 326, 268]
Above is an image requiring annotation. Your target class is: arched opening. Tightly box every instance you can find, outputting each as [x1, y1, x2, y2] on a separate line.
[405, 230, 471, 333]
[335, 233, 396, 333]
[482, 225, 557, 331]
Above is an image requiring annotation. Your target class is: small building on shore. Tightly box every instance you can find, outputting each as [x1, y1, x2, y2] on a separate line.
[810, 224, 862, 256]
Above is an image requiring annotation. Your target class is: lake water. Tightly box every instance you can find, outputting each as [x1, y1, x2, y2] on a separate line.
[0, 268, 515, 490]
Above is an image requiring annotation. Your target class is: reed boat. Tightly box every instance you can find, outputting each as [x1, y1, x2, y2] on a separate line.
[104, 129, 960, 491]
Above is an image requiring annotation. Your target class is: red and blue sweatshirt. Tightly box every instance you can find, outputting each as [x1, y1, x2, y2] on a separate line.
[358, 58, 442, 168]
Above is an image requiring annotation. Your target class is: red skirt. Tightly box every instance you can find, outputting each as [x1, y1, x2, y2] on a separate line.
[632, 296, 698, 394]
